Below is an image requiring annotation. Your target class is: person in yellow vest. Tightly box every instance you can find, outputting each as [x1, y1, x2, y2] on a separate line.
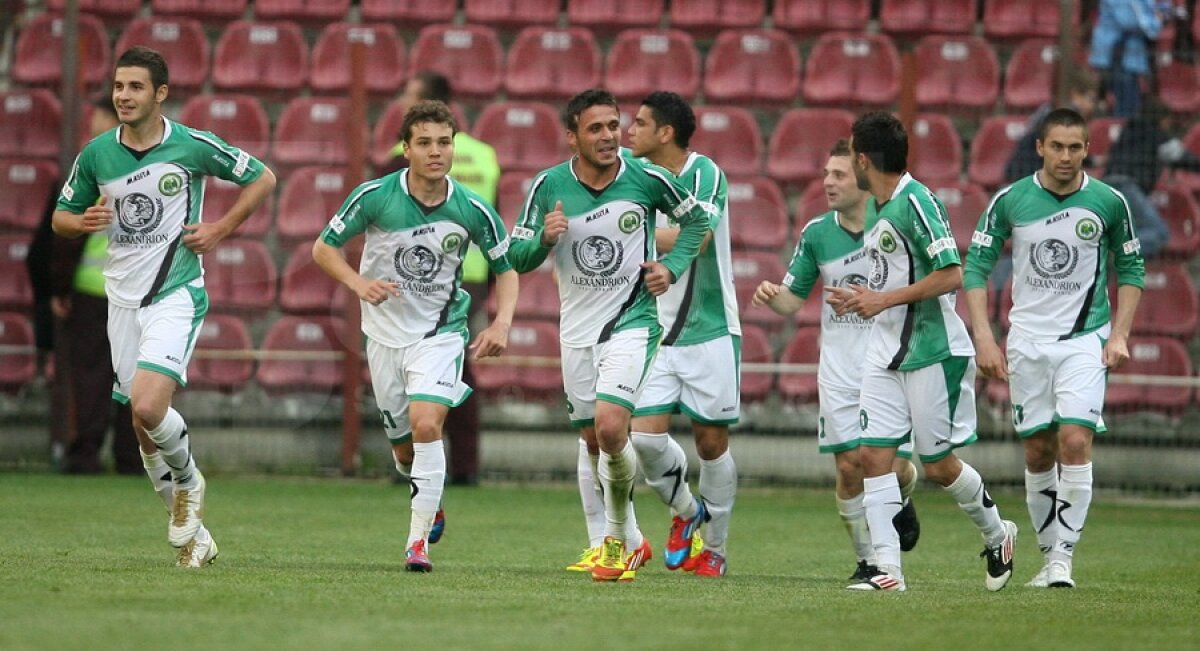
[385, 71, 501, 485]
[50, 100, 140, 474]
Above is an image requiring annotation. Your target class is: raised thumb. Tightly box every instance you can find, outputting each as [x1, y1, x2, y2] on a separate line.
[554, 200, 563, 212]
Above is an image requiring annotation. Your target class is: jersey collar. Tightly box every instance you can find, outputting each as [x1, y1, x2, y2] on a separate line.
[1033, 170, 1089, 191]
[568, 153, 626, 188]
[889, 172, 914, 200]
[114, 115, 171, 147]
[399, 168, 455, 203]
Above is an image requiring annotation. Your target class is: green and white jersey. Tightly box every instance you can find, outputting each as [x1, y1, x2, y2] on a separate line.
[509, 155, 713, 347]
[783, 211, 873, 390]
[964, 172, 1145, 342]
[56, 116, 265, 308]
[320, 170, 513, 348]
[864, 173, 974, 371]
[654, 152, 740, 346]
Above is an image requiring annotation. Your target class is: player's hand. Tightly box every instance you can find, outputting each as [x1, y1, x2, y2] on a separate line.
[834, 284, 890, 319]
[752, 281, 781, 307]
[469, 321, 510, 360]
[641, 261, 674, 296]
[825, 285, 853, 316]
[81, 196, 113, 233]
[181, 221, 231, 254]
[974, 336, 1008, 381]
[354, 278, 401, 305]
[50, 295, 71, 319]
[541, 201, 568, 247]
[1102, 334, 1131, 369]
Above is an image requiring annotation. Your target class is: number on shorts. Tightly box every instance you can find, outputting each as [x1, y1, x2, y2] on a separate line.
[379, 409, 397, 429]
[1011, 403, 1024, 427]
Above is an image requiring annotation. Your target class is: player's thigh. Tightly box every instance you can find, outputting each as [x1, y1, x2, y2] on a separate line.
[367, 339, 412, 444]
[907, 356, 978, 464]
[137, 281, 209, 388]
[818, 384, 863, 455]
[857, 365, 911, 450]
[594, 327, 658, 412]
[1052, 332, 1107, 431]
[632, 344, 682, 428]
[1007, 333, 1056, 437]
[405, 332, 472, 408]
[675, 335, 740, 426]
[561, 343, 599, 428]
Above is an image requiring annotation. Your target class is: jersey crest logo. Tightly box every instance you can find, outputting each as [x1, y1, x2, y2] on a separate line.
[158, 172, 184, 197]
[1075, 217, 1100, 241]
[572, 235, 623, 277]
[393, 245, 444, 282]
[1029, 239, 1078, 280]
[879, 231, 897, 253]
[618, 211, 642, 234]
[867, 249, 889, 291]
[441, 232, 464, 253]
[116, 193, 164, 234]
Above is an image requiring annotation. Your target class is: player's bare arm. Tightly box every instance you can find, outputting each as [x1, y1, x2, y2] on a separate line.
[311, 238, 400, 305]
[754, 280, 805, 316]
[183, 169, 276, 254]
[829, 265, 962, 319]
[965, 287, 1007, 380]
[52, 196, 113, 239]
[655, 227, 712, 254]
[1103, 284, 1143, 368]
[470, 269, 518, 360]
[540, 200, 568, 247]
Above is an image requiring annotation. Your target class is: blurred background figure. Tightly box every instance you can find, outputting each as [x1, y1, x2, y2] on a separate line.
[1089, 0, 1177, 118]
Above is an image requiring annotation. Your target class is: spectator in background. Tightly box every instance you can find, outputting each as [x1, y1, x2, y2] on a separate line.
[386, 71, 501, 486]
[1089, 0, 1174, 118]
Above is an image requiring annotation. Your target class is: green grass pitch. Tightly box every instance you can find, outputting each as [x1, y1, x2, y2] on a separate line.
[1, 473, 1196, 651]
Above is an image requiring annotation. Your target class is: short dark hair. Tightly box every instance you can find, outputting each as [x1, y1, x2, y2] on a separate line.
[412, 70, 452, 104]
[829, 138, 851, 157]
[115, 46, 169, 89]
[400, 100, 458, 143]
[639, 91, 695, 148]
[850, 111, 907, 174]
[1037, 107, 1088, 141]
[563, 88, 619, 132]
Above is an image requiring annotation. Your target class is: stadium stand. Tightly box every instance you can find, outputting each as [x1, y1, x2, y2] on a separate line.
[668, 0, 765, 33]
[1152, 185, 1200, 259]
[792, 279, 824, 327]
[879, 0, 977, 36]
[189, 314, 255, 392]
[703, 29, 802, 104]
[1130, 264, 1198, 339]
[767, 108, 856, 187]
[150, 0, 247, 20]
[567, 0, 664, 30]
[408, 25, 504, 100]
[777, 326, 820, 403]
[496, 173, 534, 232]
[359, 0, 457, 25]
[0, 159, 58, 233]
[739, 323, 775, 403]
[256, 316, 345, 394]
[179, 94, 271, 160]
[1086, 116, 1126, 175]
[473, 319, 562, 399]
[914, 35, 1000, 111]
[1105, 336, 1193, 414]
[0, 236, 32, 310]
[793, 180, 831, 233]
[203, 177, 273, 238]
[309, 23, 406, 95]
[772, 0, 871, 34]
[254, 0, 351, 23]
[727, 178, 789, 251]
[202, 238, 278, 313]
[271, 98, 356, 170]
[1156, 56, 1200, 113]
[0, 90, 61, 160]
[47, 0, 140, 19]
[13, 13, 110, 88]
[279, 242, 348, 315]
[488, 267, 558, 322]
[505, 27, 603, 100]
[1002, 40, 1058, 110]
[968, 115, 1027, 188]
[212, 20, 308, 94]
[803, 32, 902, 106]
[983, 0, 1075, 40]
[929, 179, 990, 251]
[690, 106, 762, 177]
[908, 113, 963, 184]
[732, 251, 787, 326]
[114, 17, 210, 92]
[0, 312, 35, 392]
[605, 29, 701, 101]
[276, 166, 349, 243]
[473, 102, 570, 172]
[464, 0, 560, 27]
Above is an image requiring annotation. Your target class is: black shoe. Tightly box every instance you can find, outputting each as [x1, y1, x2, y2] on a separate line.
[893, 498, 921, 552]
[848, 559, 876, 582]
[980, 520, 1018, 592]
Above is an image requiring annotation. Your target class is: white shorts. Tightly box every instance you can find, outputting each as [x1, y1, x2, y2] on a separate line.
[858, 356, 978, 463]
[109, 280, 209, 404]
[633, 334, 740, 425]
[1007, 330, 1108, 437]
[818, 384, 912, 459]
[367, 332, 471, 444]
[562, 327, 658, 427]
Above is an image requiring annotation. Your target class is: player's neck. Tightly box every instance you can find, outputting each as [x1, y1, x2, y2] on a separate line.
[120, 113, 165, 150]
[572, 157, 618, 190]
[409, 173, 449, 206]
[869, 172, 903, 205]
[1037, 169, 1083, 195]
[839, 201, 867, 231]
[647, 147, 688, 176]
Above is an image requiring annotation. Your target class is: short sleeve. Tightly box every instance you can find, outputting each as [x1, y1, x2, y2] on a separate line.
[186, 128, 265, 186]
[319, 181, 381, 248]
[905, 190, 960, 269]
[55, 148, 100, 213]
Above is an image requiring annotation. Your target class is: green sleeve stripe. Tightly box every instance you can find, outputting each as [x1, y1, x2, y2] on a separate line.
[467, 196, 504, 250]
[335, 181, 384, 220]
[517, 172, 549, 230]
[642, 166, 687, 205]
[908, 193, 941, 241]
[187, 130, 242, 162]
[1106, 185, 1140, 246]
[981, 184, 1014, 233]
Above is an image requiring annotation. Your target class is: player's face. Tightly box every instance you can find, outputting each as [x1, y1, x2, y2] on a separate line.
[627, 106, 667, 158]
[823, 155, 866, 212]
[404, 121, 455, 183]
[1037, 125, 1088, 185]
[568, 105, 621, 170]
[847, 137, 871, 191]
[112, 66, 166, 127]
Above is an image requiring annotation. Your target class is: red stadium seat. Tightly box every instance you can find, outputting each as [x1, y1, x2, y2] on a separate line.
[727, 178, 788, 251]
[732, 251, 787, 326]
[983, 0, 1075, 40]
[212, 20, 308, 94]
[0, 236, 33, 310]
[272, 98, 358, 169]
[0, 91, 61, 160]
[190, 313, 254, 391]
[280, 242, 349, 316]
[739, 323, 775, 402]
[568, 0, 664, 30]
[203, 239, 277, 312]
[488, 267, 558, 322]
[914, 35, 999, 110]
[1105, 336, 1193, 414]
[276, 167, 349, 243]
[151, 0, 247, 20]
[0, 159, 58, 232]
[256, 316, 346, 394]
[13, 13, 110, 88]
[310, 23, 406, 95]
[1131, 264, 1197, 339]
[473, 319, 562, 398]
[928, 180, 989, 252]
[497, 173, 535, 232]
[47, 0, 139, 18]
[115, 17, 210, 92]
[778, 326, 820, 403]
[794, 179, 830, 231]
[359, 0, 457, 24]
[464, 0, 559, 27]
[505, 27, 603, 100]
[408, 25, 504, 100]
[0, 312, 36, 391]
[909, 113, 963, 184]
[669, 0, 764, 33]
[968, 115, 1028, 189]
[703, 29, 801, 105]
[880, 0, 977, 35]
[1003, 40, 1058, 110]
[767, 109, 855, 187]
[605, 29, 701, 101]
[1086, 117, 1126, 174]
[772, 0, 870, 34]
[690, 107, 762, 177]
[1156, 56, 1200, 113]
[1150, 185, 1200, 259]
[179, 94, 270, 160]
[203, 178, 273, 238]
[473, 102, 570, 172]
[803, 32, 901, 106]
[254, 0, 350, 22]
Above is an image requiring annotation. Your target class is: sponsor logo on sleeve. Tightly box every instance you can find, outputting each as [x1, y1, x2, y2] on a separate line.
[62, 185, 74, 201]
[487, 239, 510, 260]
[670, 196, 697, 219]
[971, 231, 993, 248]
[1122, 239, 1141, 255]
[513, 226, 535, 240]
[926, 237, 956, 258]
[329, 215, 346, 234]
[232, 150, 250, 177]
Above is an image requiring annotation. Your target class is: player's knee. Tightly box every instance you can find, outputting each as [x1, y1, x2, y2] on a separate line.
[1057, 429, 1092, 463]
[834, 453, 862, 486]
[410, 418, 443, 443]
[1023, 434, 1057, 471]
[920, 456, 961, 486]
[130, 398, 165, 432]
[693, 425, 728, 460]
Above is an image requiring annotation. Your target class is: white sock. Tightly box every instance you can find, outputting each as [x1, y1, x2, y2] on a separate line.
[146, 408, 198, 489]
[898, 458, 918, 504]
[576, 439, 605, 547]
[698, 450, 736, 553]
[630, 431, 697, 517]
[838, 493, 875, 564]
[624, 496, 644, 550]
[1054, 463, 1093, 566]
[395, 460, 413, 481]
[863, 473, 903, 573]
[946, 461, 1006, 547]
[407, 440, 446, 546]
[598, 441, 637, 541]
[1025, 467, 1059, 558]
[141, 449, 174, 511]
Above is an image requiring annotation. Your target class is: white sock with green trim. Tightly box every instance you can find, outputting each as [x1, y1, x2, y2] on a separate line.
[946, 462, 1006, 547]
[863, 473, 903, 573]
[1054, 463, 1093, 567]
[1025, 467, 1059, 558]
[576, 439, 605, 547]
[838, 493, 875, 564]
[146, 408, 198, 489]
[598, 441, 637, 542]
[699, 450, 736, 553]
[407, 440, 445, 546]
[630, 431, 697, 517]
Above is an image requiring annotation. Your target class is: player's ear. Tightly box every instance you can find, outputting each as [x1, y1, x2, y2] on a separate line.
[155, 84, 168, 104]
